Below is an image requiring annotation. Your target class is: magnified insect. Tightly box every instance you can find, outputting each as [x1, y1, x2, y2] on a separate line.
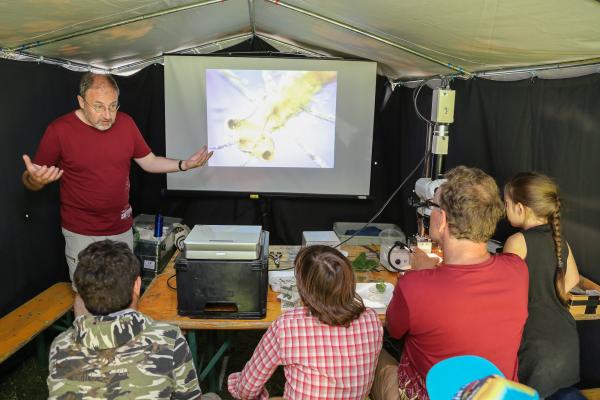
[206, 69, 337, 168]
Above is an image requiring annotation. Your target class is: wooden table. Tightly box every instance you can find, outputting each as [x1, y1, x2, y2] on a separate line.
[137, 245, 397, 330]
[137, 245, 396, 390]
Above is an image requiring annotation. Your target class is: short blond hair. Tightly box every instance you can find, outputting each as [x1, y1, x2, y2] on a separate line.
[439, 166, 504, 242]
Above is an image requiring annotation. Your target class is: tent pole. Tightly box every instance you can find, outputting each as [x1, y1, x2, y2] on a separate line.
[263, 0, 470, 76]
[397, 59, 600, 84]
[109, 34, 254, 74]
[248, 0, 256, 37]
[0, 48, 106, 73]
[9, 0, 226, 52]
[255, 34, 330, 57]
[475, 59, 600, 78]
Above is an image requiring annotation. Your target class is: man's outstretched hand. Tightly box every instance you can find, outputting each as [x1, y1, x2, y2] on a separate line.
[181, 145, 213, 171]
[22, 154, 63, 190]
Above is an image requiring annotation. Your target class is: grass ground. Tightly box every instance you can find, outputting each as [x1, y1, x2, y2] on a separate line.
[0, 330, 285, 400]
[0, 353, 48, 400]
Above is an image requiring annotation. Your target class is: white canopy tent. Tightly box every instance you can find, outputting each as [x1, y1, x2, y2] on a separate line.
[1, 0, 600, 80]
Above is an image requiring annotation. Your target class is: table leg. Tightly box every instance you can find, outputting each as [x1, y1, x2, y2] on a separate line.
[199, 332, 231, 393]
[186, 330, 198, 370]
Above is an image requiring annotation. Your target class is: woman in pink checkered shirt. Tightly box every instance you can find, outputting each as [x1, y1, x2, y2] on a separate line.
[228, 245, 383, 400]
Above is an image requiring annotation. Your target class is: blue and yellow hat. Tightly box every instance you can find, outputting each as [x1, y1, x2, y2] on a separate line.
[426, 355, 539, 400]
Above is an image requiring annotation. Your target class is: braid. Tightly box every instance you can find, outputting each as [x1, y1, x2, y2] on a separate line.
[550, 199, 569, 306]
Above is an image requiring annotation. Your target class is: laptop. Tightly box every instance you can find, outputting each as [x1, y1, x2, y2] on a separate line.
[184, 225, 262, 260]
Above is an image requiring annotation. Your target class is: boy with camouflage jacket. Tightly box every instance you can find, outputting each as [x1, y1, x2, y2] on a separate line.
[47, 240, 219, 400]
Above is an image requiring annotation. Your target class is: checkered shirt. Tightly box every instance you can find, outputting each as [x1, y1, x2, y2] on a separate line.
[228, 307, 383, 400]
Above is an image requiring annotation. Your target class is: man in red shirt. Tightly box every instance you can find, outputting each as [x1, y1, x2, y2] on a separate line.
[21, 72, 212, 283]
[371, 166, 529, 400]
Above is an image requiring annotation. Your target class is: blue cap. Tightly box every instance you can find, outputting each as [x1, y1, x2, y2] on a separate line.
[426, 356, 539, 400]
[426, 355, 502, 399]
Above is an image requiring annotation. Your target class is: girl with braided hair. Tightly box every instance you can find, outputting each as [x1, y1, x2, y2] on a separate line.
[504, 172, 583, 399]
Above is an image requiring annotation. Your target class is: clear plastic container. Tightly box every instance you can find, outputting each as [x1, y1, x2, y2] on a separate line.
[333, 222, 403, 246]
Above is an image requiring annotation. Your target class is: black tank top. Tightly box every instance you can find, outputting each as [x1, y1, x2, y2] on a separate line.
[518, 224, 579, 396]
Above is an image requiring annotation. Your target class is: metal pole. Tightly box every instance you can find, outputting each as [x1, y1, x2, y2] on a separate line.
[110, 34, 253, 74]
[263, 0, 470, 76]
[256, 34, 330, 58]
[10, 0, 226, 52]
[396, 58, 600, 85]
[248, 0, 256, 37]
[423, 123, 433, 179]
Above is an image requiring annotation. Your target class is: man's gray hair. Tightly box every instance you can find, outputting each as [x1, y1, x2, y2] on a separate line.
[79, 72, 120, 98]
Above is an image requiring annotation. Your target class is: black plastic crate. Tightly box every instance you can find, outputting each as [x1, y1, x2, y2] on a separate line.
[175, 231, 269, 319]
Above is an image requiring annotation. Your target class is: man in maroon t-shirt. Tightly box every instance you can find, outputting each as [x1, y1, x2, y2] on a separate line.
[21, 73, 212, 284]
[370, 166, 529, 400]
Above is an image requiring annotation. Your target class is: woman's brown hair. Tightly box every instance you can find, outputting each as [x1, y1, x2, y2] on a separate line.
[294, 245, 366, 327]
[505, 172, 569, 305]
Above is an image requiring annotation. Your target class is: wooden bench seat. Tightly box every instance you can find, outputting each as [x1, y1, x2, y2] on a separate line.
[582, 388, 600, 400]
[0, 282, 75, 364]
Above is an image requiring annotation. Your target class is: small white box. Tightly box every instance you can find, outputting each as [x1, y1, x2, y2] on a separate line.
[302, 231, 341, 247]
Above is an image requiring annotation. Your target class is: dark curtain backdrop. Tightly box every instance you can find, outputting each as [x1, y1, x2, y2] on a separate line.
[3, 55, 600, 309]
[2, 41, 599, 384]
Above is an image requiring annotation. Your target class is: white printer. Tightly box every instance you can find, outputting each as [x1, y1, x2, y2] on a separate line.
[176, 224, 269, 319]
[183, 224, 262, 260]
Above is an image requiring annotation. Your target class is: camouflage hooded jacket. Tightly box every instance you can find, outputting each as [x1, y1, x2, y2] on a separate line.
[47, 309, 201, 399]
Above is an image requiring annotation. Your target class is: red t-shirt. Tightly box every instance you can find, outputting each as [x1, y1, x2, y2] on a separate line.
[33, 111, 151, 235]
[386, 253, 529, 397]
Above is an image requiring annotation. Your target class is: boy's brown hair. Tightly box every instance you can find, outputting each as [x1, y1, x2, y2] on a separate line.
[74, 240, 140, 315]
[294, 245, 365, 327]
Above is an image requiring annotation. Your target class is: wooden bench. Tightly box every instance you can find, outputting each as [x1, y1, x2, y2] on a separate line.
[582, 388, 600, 400]
[0, 282, 75, 364]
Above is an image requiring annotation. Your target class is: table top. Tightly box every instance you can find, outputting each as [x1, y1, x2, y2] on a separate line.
[137, 245, 397, 330]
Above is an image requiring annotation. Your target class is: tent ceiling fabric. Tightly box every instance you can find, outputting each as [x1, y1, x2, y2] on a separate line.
[1, 0, 600, 79]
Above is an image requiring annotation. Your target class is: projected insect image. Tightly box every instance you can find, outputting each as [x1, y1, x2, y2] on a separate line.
[206, 69, 337, 168]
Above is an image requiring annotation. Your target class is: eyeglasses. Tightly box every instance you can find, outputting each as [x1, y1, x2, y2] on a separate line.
[81, 97, 120, 114]
[425, 199, 442, 210]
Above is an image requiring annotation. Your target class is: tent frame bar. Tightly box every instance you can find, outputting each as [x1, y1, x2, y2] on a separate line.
[110, 34, 254, 73]
[9, 0, 225, 52]
[111, 32, 332, 74]
[475, 58, 600, 78]
[262, 0, 470, 76]
[248, 0, 256, 37]
[0, 48, 107, 73]
[255, 33, 330, 57]
[397, 58, 600, 85]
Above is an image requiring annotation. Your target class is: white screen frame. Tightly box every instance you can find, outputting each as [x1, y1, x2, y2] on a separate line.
[164, 55, 377, 198]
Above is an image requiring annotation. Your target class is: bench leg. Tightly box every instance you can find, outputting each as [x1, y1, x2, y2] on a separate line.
[35, 332, 47, 367]
[38, 311, 74, 367]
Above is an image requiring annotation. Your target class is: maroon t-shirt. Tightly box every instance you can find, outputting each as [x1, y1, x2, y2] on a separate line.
[386, 253, 529, 396]
[33, 111, 151, 235]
